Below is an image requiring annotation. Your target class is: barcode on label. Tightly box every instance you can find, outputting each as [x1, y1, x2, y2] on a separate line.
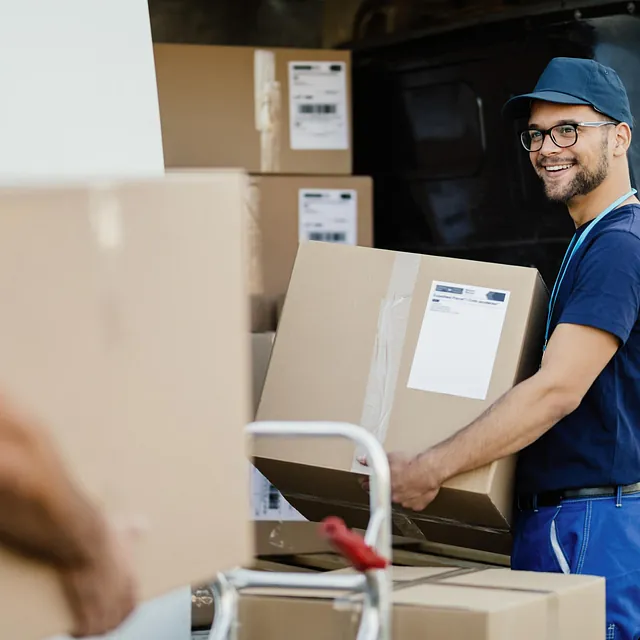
[298, 103, 337, 114]
[308, 231, 347, 242]
[267, 483, 280, 510]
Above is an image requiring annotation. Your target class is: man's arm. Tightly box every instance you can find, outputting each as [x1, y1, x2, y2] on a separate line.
[425, 322, 617, 477]
[386, 323, 619, 510]
[385, 229, 640, 511]
[0, 401, 107, 566]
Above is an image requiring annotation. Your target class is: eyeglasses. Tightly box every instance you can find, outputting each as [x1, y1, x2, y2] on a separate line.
[520, 121, 618, 152]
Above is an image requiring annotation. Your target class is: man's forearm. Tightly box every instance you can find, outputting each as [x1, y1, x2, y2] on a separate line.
[0, 415, 106, 568]
[423, 372, 579, 484]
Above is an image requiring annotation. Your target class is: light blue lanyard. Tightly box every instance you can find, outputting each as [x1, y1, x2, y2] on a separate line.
[544, 188, 637, 349]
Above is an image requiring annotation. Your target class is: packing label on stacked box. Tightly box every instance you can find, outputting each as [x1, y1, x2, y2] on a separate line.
[288, 61, 349, 150]
[298, 188, 357, 244]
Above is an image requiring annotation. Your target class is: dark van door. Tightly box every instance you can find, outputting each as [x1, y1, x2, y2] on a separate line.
[353, 10, 640, 286]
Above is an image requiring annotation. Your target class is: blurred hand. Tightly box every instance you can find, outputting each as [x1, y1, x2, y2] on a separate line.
[60, 519, 141, 638]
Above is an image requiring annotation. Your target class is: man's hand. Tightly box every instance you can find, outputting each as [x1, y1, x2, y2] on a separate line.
[387, 452, 442, 511]
[359, 452, 443, 511]
[60, 519, 139, 638]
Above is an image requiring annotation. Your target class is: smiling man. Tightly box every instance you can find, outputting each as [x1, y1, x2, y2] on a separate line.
[381, 58, 640, 638]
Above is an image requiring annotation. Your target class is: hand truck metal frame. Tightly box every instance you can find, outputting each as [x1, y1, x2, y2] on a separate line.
[208, 420, 393, 640]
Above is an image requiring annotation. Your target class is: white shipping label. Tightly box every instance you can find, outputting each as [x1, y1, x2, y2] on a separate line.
[288, 61, 349, 150]
[299, 188, 357, 244]
[251, 465, 306, 522]
[407, 281, 510, 400]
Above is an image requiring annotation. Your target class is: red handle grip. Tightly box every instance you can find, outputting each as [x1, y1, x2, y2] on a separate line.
[318, 516, 388, 572]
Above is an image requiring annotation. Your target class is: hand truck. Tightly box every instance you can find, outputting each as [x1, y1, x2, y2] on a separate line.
[208, 420, 393, 640]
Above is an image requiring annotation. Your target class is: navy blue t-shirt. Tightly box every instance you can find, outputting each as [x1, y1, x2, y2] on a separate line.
[516, 203, 640, 494]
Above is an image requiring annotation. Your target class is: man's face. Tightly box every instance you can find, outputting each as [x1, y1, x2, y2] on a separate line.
[527, 102, 613, 203]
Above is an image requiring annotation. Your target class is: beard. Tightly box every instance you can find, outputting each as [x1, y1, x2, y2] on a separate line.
[537, 139, 609, 204]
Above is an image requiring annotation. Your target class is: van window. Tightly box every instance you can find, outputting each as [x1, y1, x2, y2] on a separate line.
[399, 81, 485, 178]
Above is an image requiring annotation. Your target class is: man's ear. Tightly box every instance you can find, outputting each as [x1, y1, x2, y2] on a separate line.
[613, 122, 632, 156]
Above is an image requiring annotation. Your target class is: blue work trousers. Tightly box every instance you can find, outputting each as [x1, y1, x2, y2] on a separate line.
[511, 491, 640, 639]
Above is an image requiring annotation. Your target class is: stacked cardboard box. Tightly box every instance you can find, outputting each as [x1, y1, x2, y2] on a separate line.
[153, 43, 374, 332]
[231, 566, 605, 639]
[245, 174, 373, 331]
[153, 44, 353, 174]
[154, 43, 375, 562]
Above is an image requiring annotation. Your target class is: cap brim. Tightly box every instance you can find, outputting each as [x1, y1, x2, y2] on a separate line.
[502, 90, 591, 119]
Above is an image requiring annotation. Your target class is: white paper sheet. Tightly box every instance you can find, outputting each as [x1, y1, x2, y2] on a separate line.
[0, 0, 164, 184]
[288, 61, 349, 150]
[298, 188, 357, 244]
[251, 465, 305, 522]
[407, 281, 510, 400]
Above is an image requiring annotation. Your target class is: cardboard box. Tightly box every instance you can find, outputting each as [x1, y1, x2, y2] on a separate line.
[192, 561, 321, 631]
[251, 465, 331, 558]
[253, 242, 548, 555]
[230, 566, 605, 639]
[154, 44, 352, 175]
[247, 175, 373, 331]
[0, 173, 253, 639]
[251, 465, 304, 522]
[254, 521, 333, 557]
[252, 332, 276, 415]
[250, 333, 329, 558]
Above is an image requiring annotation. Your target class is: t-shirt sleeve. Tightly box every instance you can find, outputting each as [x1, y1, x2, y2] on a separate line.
[558, 230, 640, 344]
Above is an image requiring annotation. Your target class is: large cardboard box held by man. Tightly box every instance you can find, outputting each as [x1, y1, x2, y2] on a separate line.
[247, 175, 373, 331]
[229, 566, 605, 640]
[253, 242, 548, 555]
[154, 44, 352, 175]
[0, 173, 253, 639]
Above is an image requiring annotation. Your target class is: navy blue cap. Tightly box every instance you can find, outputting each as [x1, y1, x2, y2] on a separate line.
[502, 57, 633, 128]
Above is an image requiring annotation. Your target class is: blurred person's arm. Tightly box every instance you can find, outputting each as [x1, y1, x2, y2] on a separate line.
[0, 400, 137, 637]
[0, 401, 105, 565]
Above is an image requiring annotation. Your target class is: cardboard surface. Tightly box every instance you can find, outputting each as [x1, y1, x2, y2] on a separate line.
[254, 521, 332, 557]
[254, 242, 548, 554]
[0, 0, 164, 184]
[251, 332, 276, 415]
[248, 175, 373, 330]
[154, 44, 352, 175]
[192, 561, 321, 630]
[232, 567, 605, 639]
[251, 335, 320, 556]
[0, 173, 252, 639]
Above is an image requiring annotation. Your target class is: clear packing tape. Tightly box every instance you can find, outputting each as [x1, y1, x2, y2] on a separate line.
[88, 185, 152, 544]
[254, 49, 281, 173]
[88, 184, 124, 502]
[352, 252, 421, 472]
[245, 179, 263, 299]
[89, 185, 123, 251]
